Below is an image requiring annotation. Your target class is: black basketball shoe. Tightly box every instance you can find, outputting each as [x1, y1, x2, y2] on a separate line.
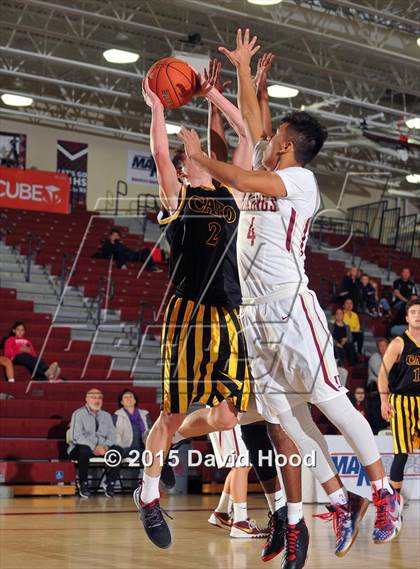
[262, 505, 287, 562]
[78, 481, 91, 498]
[133, 485, 172, 549]
[161, 462, 176, 489]
[282, 518, 309, 569]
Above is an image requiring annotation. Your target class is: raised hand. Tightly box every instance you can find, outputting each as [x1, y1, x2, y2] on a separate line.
[255, 52, 275, 92]
[218, 28, 261, 69]
[176, 127, 203, 159]
[142, 77, 163, 109]
[204, 59, 232, 93]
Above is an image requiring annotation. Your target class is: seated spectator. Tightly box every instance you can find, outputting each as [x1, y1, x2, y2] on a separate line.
[370, 280, 391, 316]
[367, 337, 389, 391]
[393, 268, 417, 310]
[389, 295, 418, 337]
[93, 228, 161, 271]
[332, 308, 357, 365]
[358, 274, 379, 316]
[337, 266, 362, 311]
[350, 386, 368, 418]
[0, 355, 15, 382]
[343, 299, 364, 355]
[114, 389, 175, 488]
[68, 388, 122, 498]
[2, 321, 61, 381]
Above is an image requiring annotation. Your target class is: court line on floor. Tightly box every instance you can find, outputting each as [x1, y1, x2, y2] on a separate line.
[0, 506, 268, 517]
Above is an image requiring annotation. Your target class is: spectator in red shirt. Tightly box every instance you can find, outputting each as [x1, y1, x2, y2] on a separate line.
[2, 321, 61, 381]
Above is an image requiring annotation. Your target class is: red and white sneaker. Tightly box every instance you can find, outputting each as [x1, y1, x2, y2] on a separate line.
[208, 511, 232, 529]
[372, 488, 403, 544]
[230, 518, 269, 539]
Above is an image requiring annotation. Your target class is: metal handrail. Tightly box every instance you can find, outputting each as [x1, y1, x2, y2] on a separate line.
[115, 179, 128, 215]
[25, 233, 42, 283]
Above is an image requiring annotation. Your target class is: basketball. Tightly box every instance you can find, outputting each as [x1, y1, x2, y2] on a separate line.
[146, 57, 198, 108]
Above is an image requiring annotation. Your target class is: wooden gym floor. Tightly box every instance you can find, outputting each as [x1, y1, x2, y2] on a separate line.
[1, 494, 419, 569]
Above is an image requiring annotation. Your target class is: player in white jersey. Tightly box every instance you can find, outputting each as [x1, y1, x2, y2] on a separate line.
[177, 28, 403, 569]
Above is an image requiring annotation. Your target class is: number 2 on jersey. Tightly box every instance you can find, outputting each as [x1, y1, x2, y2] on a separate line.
[206, 221, 221, 246]
[247, 216, 256, 246]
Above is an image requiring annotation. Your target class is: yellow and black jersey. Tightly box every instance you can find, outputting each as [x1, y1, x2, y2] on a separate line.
[158, 183, 241, 310]
[389, 332, 420, 396]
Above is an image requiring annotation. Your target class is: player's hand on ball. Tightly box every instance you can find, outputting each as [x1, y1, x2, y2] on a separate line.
[142, 77, 163, 109]
[204, 59, 232, 93]
[219, 28, 261, 68]
[177, 127, 202, 159]
[381, 400, 395, 421]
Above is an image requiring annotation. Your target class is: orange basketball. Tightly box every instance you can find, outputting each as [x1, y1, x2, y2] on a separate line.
[147, 57, 198, 108]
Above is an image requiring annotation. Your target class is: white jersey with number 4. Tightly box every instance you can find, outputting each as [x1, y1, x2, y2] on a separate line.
[237, 141, 346, 418]
[237, 141, 320, 300]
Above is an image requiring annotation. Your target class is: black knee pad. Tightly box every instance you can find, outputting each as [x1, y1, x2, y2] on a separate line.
[241, 423, 277, 482]
[390, 453, 408, 483]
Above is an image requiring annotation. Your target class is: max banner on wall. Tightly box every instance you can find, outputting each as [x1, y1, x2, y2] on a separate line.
[0, 131, 27, 169]
[57, 140, 88, 203]
[126, 150, 158, 185]
[0, 167, 70, 214]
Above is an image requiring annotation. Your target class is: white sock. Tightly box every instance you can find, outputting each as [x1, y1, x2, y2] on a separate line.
[287, 502, 303, 525]
[8, 378, 15, 382]
[328, 487, 348, 506]
[228, 497, 233, 517]
[215, 491, 230, 513]
[371, 476, 394, 494]
[265, 489, 286, 514]
[233, 502, 248, 523]
[140, 473, 160, 504]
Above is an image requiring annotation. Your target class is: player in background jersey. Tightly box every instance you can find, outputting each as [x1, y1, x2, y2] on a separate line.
[378, 298, 420, 499]
[177, 28, 402, 568]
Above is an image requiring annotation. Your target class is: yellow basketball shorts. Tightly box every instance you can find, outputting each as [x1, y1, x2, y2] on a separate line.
[389, 393, 420, 454]
[160, 295, 250, 414]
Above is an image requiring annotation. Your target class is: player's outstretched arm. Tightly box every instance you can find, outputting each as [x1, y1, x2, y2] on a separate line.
[205, 60, 229, 163]
[219, 28, 263, 146]
[177, 127, 286, 197]
[202, 61, 251, 170]
[255, 53, 275, 139]
[377, 338, 403, 421]
[142, 78, 181, 213]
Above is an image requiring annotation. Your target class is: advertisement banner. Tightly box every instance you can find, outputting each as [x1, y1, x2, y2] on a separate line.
[0, 131, 27, 168]
[126, 150, 158, 185]
[0, 167, 70, 214]
[313, 435, 420, 501]
[57, 140, 88, 202]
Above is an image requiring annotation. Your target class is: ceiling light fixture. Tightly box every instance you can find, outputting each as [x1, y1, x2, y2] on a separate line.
[268, 85, 299, 98]
[406, 174, 420, 184]
[103, 48, 139, 64]
[1, 93, 33, 107]
[248, 0, 283, 5]
[166, 123, 181, 135]
[405, 117, 420, 129]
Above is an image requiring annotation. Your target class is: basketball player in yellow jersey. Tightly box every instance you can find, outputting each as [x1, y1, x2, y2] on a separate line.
[379, 298, 420, 497]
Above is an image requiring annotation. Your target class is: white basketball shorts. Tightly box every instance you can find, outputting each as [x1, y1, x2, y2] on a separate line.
[240, 287, 347, 423]
[209, 424, 250, 469]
